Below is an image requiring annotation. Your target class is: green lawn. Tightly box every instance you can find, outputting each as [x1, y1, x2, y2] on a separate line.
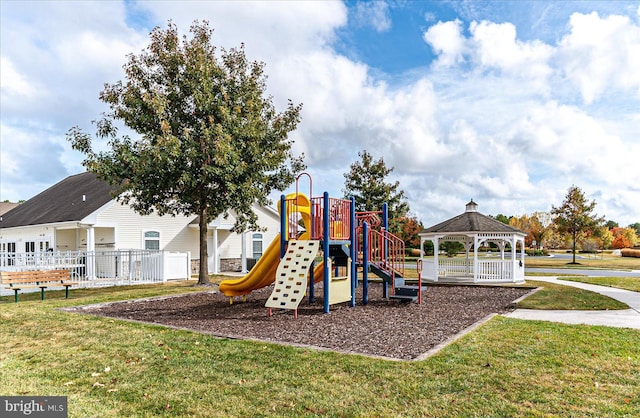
[524, 253, 640, 270]
[517, 280, 629, 310]
[561, 276, 640, 293]
[1, 281, 638, 417]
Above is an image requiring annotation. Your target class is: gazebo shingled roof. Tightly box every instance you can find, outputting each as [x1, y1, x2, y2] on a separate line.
[420, 200, 525, 236]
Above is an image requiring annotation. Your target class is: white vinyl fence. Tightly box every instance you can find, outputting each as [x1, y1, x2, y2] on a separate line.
[0, 250, 190, 293]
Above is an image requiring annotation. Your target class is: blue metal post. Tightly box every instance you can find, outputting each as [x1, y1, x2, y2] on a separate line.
[280, 195, 287, 258]
[362, 221, 369, 305]
[382, 202, 388, 298]
[350, 197, 356, 307]
[323, 192, 330, 313]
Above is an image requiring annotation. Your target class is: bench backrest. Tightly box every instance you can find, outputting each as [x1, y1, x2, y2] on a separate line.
[0, 269, 72, 285]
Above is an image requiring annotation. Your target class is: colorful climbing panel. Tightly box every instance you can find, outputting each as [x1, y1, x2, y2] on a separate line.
[265, 240, 320, 312]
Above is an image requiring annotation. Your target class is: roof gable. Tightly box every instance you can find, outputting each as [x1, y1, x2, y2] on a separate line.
[0, 172, 115, 228]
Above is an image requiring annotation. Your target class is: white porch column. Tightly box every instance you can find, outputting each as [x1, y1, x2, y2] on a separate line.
[212, 228, 219, 274]
[241, 231, 248, 273]
[86, 225, 96, 279]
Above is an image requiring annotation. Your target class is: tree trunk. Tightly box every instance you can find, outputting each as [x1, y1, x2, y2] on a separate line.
[572, 230, 577, 264]
[198, 205, 210, 285]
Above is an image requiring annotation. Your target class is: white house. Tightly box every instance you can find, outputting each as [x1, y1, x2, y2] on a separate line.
[0, 172, 280, 275]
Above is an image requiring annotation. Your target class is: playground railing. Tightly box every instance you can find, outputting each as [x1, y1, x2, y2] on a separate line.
[310, 196, 352, 240]
[358, 227, 405, 278]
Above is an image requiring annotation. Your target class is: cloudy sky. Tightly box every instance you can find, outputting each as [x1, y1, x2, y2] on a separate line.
[1, 1, 639, 227]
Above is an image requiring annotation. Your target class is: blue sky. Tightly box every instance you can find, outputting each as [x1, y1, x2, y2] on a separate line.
[1, 1, 639, 227]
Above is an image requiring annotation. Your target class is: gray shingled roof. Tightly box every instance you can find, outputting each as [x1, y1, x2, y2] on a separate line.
[421, 200, 525, 235]
[0, 172, 115, 228]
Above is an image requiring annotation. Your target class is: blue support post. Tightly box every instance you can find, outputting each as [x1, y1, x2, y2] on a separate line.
[350, 197, 356, 307]
[362, 221, 369, 305]
[280, 195, 287, 259]
[382, 202, 389, 298]
[323, 192, 330, 313]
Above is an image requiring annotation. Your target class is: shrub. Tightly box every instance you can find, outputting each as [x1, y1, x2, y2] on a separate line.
[621, 248, 640, 258]
[525, 249, 549, 257]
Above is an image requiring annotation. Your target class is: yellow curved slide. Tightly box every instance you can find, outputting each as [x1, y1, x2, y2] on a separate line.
[218, 233, 283, 297]
[219, 193, 323, 297]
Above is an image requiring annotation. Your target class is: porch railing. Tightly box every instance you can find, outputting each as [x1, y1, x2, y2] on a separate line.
[0, 250, 190, 289]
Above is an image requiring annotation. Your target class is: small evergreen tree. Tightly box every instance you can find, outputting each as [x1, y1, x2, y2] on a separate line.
[342, 150, 409, 234]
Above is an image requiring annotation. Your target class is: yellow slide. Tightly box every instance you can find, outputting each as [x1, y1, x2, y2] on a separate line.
[218, 233, 283, 297]
[219, 193, 324, 297]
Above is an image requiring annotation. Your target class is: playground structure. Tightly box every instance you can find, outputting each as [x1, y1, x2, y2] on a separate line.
[218, 174, 420, 315]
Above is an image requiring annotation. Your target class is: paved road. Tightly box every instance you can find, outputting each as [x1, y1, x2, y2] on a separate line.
[505, 276, 640, 329]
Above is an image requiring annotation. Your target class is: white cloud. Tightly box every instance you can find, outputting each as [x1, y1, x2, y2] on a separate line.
[353, 1, 392, 32]
[135, 1, 347, 61]
[423, 19, 467, 67]
[469, 20, 553, 91]
[556, 11, 640, 104]
[0, 57, 37, 99]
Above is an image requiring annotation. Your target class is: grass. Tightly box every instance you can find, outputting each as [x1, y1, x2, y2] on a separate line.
[1, 281, 639, 416]
[516, 280, 629, 310]
[561, 276, 640, 293]
[524, 253, 640, 270]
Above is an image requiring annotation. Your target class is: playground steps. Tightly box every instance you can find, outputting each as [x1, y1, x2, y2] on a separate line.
[368, 262, 419, 302]
[390, 283, 420, 302]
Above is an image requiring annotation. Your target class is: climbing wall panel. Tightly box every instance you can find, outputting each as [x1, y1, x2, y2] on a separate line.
[265, 240, 320, 311]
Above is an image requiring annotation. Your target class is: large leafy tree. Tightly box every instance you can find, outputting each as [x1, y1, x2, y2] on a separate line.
[67, 21, 304, 285]
[551, 185, 604, 264]
[342, 150, 410, 234]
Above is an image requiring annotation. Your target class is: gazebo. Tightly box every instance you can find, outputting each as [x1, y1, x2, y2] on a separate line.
[419, 200, 526, 283]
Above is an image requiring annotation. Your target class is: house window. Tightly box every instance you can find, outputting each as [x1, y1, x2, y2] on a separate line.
[144, 231, 160, 250]
[1, 242, 16, 266]
[25, 241, 35, 253]
[252, 233, 263, 259]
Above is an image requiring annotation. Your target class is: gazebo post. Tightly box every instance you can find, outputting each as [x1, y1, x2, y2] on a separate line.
[433, 236, 439, 282]
[511, 235, 517, 282]
[473, 235, 479, 283]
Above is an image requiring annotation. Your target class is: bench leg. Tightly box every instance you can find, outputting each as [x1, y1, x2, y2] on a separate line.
[14, 290, 19, 303]
[65, 286, 70, 299]
[40, 287, 46, 301]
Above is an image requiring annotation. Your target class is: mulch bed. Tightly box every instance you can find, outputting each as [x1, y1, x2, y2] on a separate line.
[71, 283, 532, 360]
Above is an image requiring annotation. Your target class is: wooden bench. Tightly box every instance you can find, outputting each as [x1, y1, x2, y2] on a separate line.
[1, 269, 77, 303]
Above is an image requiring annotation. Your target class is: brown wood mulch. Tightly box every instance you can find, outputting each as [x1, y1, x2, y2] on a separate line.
[70, 283, 533, 361]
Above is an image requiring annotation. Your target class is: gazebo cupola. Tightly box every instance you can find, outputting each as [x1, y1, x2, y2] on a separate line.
[465, 199, 478, 212]
[418, 200, 526, 283]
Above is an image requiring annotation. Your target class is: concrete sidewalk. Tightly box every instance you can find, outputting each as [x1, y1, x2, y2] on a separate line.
[504, 276, 640, 330]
